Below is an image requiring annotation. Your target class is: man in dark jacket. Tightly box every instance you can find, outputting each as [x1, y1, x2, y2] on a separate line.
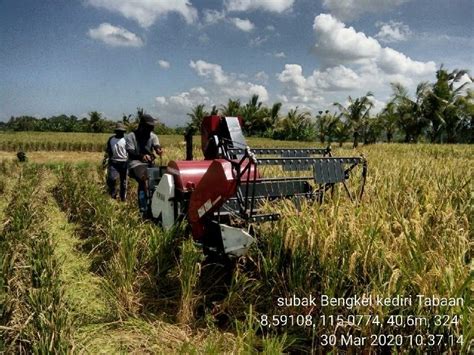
[126, 114, 163, 215]
[105, 123, 128, 201]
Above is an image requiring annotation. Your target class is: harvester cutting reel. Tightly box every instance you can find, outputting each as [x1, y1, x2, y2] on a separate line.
[147, 116, 367, 258]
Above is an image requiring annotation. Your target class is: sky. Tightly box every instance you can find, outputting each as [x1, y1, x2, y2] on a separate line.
[1, 0, 473, 126]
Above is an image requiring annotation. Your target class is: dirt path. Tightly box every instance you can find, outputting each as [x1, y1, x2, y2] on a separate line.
[45, 190, 110, 322]
[42, 173, 114, 351]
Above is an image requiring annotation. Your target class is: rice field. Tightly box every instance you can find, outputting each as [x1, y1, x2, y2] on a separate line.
[0, 132, 313, 152]
[0, 133, 472, 353]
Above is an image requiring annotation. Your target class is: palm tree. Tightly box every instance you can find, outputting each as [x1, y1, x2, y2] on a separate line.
[260, 102, 282, 137]
[456, 89, 474, 143]
[363, 116, 383, 144]
[244, 99, 282, 137]
[273, 107, 315, 141]
[379, 102, 398, 143]
[221, 99, 241, 117]
[186, 104, 209, 132]
[391, 82, 430, 142]
[333, 92, 374, 148]
[122, 113, 137, 131]
[268, 102, 282, 126]
[315, 110, 338, 144]
[88, 111, 105, 133]
[424, 66, 472, 142]
[333, 119, 351, 147]
[241, 94, 264, 135]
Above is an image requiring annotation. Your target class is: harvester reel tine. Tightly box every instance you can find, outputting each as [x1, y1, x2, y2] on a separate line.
[358, 157, 368, 201]
[342, 180, 354, 202]
[293, 196, 303, 212]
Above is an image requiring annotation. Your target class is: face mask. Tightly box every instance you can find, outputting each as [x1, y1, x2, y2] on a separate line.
[144, 124, 154, 133]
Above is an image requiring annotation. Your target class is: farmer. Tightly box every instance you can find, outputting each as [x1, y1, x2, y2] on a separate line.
[105, 122, 128, 201]
[126, 114, 163, 216]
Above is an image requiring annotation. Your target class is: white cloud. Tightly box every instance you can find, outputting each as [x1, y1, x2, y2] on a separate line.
[190, 86, 208, 95]
[454, 73, 473, 89]
[274, 51, 286, 58]
[155, 61, 269, 125]
[87, 23, 144, 47]
[375, 21, 412, 43]
[266, 25, 276, 31]
[225, 0, 294, 13]
[157, 87, 210, 107]
[378, 47, 434, 75]
[370, 97, 387, 114]
[278, 64, 306, 91]
[255, 71, 269, 82]
[189, 59, 268, 101]
[313, 14, 435, 75]
[313, 14, 381, 62]
[230, 17, 255, 32]
[322, 0, 410, 20]
[198, 33, 210, 43]
[203, 9, 226, 24]
[158, 59, 170, 69]
[310, 66, 362, 90]
[155, 86, 212, 125]
[86, 0, 198, 28]
[277, 64, 361, 98]
[155, 96, 167, 105]
[250, 36, 268, 47]
[190, 60, 229, 85]
[276, 14, 436, 113]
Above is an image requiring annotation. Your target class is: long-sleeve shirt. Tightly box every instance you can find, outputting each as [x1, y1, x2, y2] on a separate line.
[126, 131, 160, 169]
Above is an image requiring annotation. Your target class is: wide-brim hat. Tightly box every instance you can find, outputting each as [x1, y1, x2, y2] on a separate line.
[140, 114, 158, 126]
[114, 122, 127, 131]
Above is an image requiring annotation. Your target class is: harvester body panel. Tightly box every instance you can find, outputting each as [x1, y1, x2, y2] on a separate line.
[167, 160, 213, 192]
[188, 159, 238, 241]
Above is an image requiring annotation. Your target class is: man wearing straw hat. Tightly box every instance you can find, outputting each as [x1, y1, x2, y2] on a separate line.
[105, 122, 128, 201]
[126, 114, 163, 216]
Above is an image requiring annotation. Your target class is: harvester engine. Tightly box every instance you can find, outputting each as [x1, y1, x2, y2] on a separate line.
[148, 116, 367, 257]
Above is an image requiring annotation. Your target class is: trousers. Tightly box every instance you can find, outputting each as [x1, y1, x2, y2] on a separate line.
[107, 160, 128, 201]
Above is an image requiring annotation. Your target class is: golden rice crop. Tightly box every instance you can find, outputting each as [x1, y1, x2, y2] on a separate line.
[0, 137, 472, 353]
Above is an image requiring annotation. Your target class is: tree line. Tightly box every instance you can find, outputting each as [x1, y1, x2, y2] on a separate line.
[186, 67, 473, 145]
[1, 67, 472, 144]
[0, 110, 175, 135]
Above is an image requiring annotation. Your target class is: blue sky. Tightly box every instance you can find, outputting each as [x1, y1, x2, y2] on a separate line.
[1, 0, 473, 126]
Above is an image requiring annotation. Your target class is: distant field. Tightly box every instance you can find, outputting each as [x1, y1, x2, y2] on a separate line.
[0, 131, 321, 152]
[0, 132, 185, 152]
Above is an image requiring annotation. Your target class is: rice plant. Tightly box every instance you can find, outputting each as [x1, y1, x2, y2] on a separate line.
[0, 166, 72, 353]
[177, 239, 203, 325]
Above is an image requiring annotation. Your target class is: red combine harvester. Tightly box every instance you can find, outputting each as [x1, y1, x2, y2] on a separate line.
[147, 116, 367, 257]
